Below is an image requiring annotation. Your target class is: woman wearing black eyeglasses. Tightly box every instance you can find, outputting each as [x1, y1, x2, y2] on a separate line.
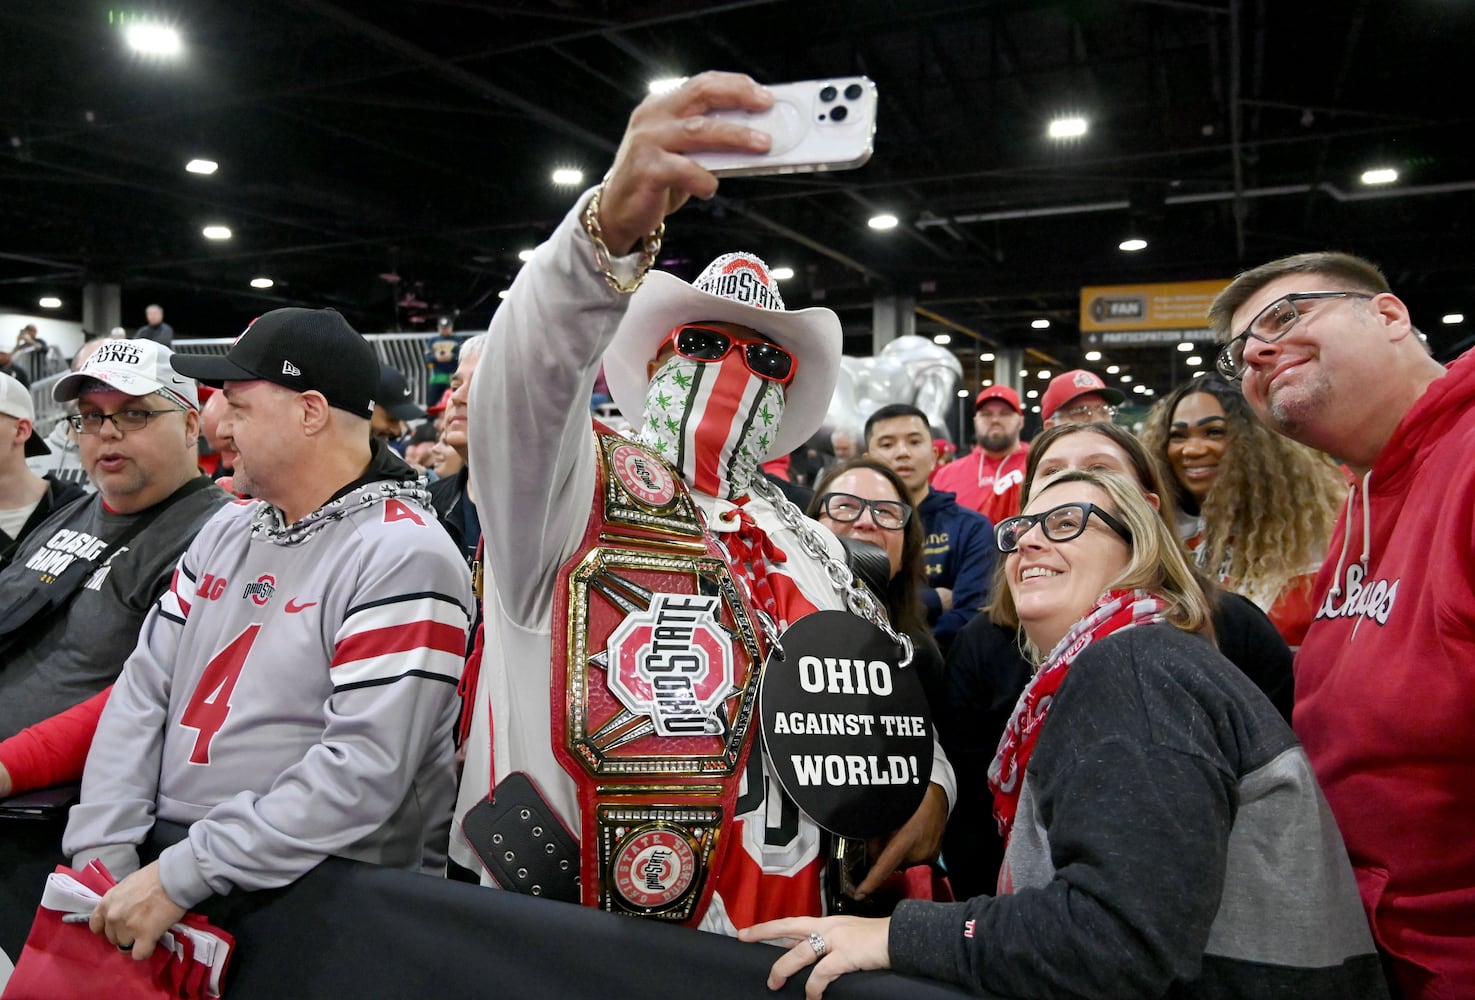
[745, 469, 1385, 1000]
[806, 458, 944, 716]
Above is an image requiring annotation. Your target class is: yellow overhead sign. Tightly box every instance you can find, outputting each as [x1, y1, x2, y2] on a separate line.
[1079, 279, 1231, 347]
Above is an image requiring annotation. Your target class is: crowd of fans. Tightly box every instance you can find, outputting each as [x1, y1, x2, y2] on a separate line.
[0, 72, 1469, 1000]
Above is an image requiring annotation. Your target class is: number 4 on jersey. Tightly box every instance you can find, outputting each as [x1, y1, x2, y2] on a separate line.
[180, 624, 261, 764]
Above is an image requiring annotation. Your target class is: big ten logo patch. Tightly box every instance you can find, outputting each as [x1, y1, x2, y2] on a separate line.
[24, 528, 107, 580]
[606, 593, 732, 737]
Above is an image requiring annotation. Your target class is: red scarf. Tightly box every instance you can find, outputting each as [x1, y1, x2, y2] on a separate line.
[988, 589, 1169, 840]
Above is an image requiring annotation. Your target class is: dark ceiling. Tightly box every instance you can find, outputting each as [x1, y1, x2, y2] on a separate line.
[4, 0, 1474, 400]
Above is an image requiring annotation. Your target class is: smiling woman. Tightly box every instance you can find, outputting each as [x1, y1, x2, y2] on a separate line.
[742, 469, 1388, 1000]
[1141, 375, 1347, 646]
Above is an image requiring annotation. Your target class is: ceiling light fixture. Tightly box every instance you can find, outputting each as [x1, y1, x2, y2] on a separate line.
[185, 159, 217, 175]
[551, 167, 584, 186]
[1119, 238, 1148, 252]
[770, 267, 795, 281]
[1120, 374, 1133, 383]
[202, 225, 232, 240]
[867, 214, 899, 230]
[1026, 390, 1039, 399]
[933, 333, 951, 345]
[1186, 356, 1203, 367]
[648, 77, 687, 94]
[1106, 365, 1120, 374]
[250, 276, 274, 289]
[39, 296, 62, 309]
[1441, 313, 1464, 325]
[1037, 370, 1051, 379]
[1048, 116, 1087, 139]
[956, 389, 969, 398]
[1177, 341, 1194, 352]
[497, 290, 510, 300]
[980, 353, 995, 362]
[125, 23, 181, 56]
[1018, 369, 1030, 379]
[1031, 318, 1050, 329]
[1084, 350, 1102, 362]
[1361, 167, 1399, 186]
[518, 249, 537, 262]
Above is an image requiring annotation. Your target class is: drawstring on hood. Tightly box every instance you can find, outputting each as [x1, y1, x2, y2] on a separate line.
[1326, 472, 1373, 598]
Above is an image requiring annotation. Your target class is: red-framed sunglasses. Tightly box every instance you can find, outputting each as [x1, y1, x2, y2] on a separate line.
[667, 324, 798, 385]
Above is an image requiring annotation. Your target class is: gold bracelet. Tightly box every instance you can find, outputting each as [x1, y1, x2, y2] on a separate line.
[581, 185, 664, 295]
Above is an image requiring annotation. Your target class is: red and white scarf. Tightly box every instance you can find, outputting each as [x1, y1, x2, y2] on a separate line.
[988, 589, 1169, 840]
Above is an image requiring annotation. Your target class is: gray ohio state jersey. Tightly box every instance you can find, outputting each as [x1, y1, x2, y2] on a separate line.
[64, 475, 473, 908]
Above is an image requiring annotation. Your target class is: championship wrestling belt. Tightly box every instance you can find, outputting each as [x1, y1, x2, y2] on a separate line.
[550, 427, 766, 925]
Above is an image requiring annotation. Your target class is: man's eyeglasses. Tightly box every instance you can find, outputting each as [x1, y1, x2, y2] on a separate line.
[66, 408, 185, 435]
[995, 501, 1132, 553]
[1057, 402, 1118, 424]
[668, 325, 797, 385]
[1216, 291, 1375, 381]
[817, 492, 912, 530]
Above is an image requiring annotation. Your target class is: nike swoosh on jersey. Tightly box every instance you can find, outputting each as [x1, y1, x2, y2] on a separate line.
[285, 599, 318, 613]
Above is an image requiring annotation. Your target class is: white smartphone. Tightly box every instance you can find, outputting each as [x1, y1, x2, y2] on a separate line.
[688, 76, 878, 178]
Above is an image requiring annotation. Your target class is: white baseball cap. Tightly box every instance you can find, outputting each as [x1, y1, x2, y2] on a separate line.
[53, 339, 200, 412]
[0, 372, 50, 456]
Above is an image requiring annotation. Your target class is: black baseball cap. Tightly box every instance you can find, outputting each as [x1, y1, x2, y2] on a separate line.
[172, 308, 378, 417]
[377, 364, 426, 421]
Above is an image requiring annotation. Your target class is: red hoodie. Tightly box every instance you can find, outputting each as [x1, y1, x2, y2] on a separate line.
[1294, 348, 1475, 1000]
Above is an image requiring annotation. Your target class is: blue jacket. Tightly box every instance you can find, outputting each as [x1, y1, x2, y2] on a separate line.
[917, 487, 995, 649]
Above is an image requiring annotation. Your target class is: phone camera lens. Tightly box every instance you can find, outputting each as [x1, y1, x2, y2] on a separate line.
[829, 105, 848, 122]
[819, 86, 838, 102]
[844, 83, 863, 100]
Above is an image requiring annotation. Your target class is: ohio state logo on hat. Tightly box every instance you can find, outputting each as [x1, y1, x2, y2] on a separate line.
[691, 252, 784, 313]
[1072, 371, 1105, 390]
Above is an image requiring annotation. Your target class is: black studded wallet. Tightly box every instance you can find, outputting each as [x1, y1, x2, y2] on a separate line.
[460, 771, 581, 904]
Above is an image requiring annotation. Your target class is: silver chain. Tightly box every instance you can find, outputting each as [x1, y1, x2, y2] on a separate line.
[746, 474, 914, 668]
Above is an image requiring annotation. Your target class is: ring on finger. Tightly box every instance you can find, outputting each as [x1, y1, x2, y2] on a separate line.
[808, 932, 827, 957]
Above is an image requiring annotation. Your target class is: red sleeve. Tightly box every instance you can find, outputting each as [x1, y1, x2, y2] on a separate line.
[0, 687, 112, 795]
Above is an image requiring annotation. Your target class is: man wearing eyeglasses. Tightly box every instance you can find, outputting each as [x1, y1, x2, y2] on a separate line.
[454, 71, 956, 937]
[0, 339, 228, 739]
[1040, 369, 1125, 427]
[1210, 251, 1474, 1000]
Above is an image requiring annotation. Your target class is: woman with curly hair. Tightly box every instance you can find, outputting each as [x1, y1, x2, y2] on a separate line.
[1140, 374, 1346, 646]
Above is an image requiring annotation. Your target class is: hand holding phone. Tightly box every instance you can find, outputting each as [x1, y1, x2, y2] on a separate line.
[687, 76, 878, 178]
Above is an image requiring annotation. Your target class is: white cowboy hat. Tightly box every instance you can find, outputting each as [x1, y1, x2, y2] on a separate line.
[604, 251, 842, 460]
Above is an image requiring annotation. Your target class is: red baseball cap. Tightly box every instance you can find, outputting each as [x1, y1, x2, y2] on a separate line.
[1041, 369, 1125, 422]
[427, 388, 453, 416]
[974, 384, 1022, 414]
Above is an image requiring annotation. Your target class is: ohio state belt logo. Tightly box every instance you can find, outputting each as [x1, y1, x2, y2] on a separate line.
[611, 825, 698, 911]
[610, 443, 677, 507]
[607, 594, 732, 737]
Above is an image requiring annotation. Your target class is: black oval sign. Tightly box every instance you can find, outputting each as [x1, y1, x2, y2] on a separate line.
[759, 611, 933, 838]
